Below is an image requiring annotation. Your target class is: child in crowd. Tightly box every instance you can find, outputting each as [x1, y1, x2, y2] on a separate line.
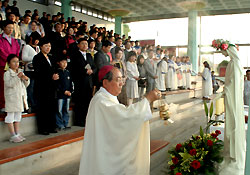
[185, 56, 192, 89]
[56, 56, 73, 130]
[126, 51, 140, 106]
[4, 54, 30, 143]
[137, 55, 147, 100]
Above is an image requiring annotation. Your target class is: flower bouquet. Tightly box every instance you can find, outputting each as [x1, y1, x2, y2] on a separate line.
[212, 39, 239, 51]
[168, 127, 224, 175]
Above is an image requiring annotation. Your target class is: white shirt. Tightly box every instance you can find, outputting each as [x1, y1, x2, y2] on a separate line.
[79, 50, 87, 60]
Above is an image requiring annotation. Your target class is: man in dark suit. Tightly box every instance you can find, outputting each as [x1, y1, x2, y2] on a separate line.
[94, 40, 112, 89]
[71, 38, 97, 127]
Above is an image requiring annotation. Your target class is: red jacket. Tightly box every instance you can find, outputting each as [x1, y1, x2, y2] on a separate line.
[0, 34, 20, 67]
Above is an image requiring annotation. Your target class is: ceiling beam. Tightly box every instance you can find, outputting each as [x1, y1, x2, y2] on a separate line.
[123, 8, 250, 23]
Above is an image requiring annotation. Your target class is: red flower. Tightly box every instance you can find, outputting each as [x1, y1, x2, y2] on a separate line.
[188, 143, 192, 147]
[176, 173, 182, 175]
[176, 144, 182, 151]
[191, 160, 201, 169]
[172, 157, 179, 164]
[170, 165, 175, 170]
[189, 149, 197, 156]
[207, 140, 213, 146]
[212, 40, 216, 46]
[221, 44, 228, 50]
[215, 130, 221, 135]
[196, 136, 200, 140]
[211, 133, 218, 138]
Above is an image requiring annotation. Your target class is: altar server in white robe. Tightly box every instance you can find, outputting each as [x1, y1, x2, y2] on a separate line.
[176, 56, 183, 89]
[185, 56, 192, 89]
[126, 51, 140, 106]
[201, 61, 212, 99]
[79, 65, 161, 175]
[217, 46, 246, 175]
[166, 55, 177, 91]
[156, 57, 168, 91]
[244, 70, 250, 105]
[181, 57, 187, 89]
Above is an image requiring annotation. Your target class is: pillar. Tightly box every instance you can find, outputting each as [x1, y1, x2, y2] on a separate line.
[61, 0, 72, 19]
[245, 97, 250, 174]
[115, 16, 122, 35]
[187, 10, 198, 73]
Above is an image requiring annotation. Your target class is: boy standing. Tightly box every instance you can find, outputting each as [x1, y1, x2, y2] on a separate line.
[56, 57, 73, 130]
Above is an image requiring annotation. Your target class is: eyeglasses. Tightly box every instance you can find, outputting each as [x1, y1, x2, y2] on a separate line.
[114, 76, 126, 84]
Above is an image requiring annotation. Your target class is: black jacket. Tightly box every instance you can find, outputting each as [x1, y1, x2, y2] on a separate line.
[32, 52, 57, 100]
[71, 50, 97, 91]
[56, 68, 73, 99]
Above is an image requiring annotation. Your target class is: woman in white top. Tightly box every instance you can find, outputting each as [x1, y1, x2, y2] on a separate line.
[201, 61, 212, 99]
[126, 51, 140, 106]
[22, 31, 40, 112]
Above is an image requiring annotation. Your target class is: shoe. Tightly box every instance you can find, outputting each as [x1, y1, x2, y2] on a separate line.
[39, 131, 50, 135]
[64, 126, 71, 130]
[16, 134, 26, 141]
[9, 135, 23, 143]
[49, 130, 58, 133]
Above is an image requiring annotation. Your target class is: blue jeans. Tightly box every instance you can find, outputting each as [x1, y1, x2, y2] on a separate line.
[56, 98, 70, 128]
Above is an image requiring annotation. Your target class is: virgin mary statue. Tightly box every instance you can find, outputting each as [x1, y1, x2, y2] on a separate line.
[217, 45, 246, 175]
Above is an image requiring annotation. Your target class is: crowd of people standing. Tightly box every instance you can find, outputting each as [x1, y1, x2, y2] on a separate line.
[0, 1, 194, 142]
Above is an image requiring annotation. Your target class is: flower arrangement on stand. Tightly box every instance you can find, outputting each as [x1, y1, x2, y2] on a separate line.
[168, 127, 224, 175]
[167, 102, 224, 175]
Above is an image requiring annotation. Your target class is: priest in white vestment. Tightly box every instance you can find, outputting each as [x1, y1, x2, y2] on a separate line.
[79, 65, 161, 175]
[217, 46, 246, 175]
[244, 70, 250, 106]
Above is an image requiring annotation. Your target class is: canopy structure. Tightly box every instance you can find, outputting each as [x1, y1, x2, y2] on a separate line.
[70, 0, 250, 22]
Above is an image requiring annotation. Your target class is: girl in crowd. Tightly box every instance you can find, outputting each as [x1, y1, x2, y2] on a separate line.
[22, 31, 41, 112]
[65, 27, 75, 49]
[113, 47, 127, 105]
[4, 54, 30, 142]
[137, 55, 147, 100]
[126, 51, 140, 106]
[87, 39, 97, 59]
[201, 61, 212, 100]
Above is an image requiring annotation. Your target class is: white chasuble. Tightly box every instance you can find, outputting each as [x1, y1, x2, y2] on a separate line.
[79, 87, 152, 175]
[219, 46, 246, 175]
